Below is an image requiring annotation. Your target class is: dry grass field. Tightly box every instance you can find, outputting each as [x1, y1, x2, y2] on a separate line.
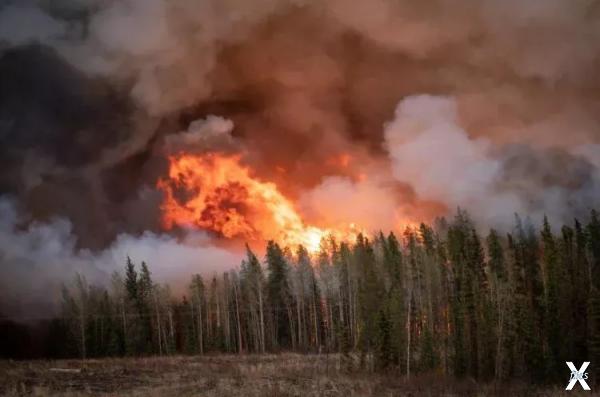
[0, 354, 588, 396]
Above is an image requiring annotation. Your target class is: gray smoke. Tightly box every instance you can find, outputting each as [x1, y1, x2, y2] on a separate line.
[383, 95, 600, 230]
[0, 198, 241, 319]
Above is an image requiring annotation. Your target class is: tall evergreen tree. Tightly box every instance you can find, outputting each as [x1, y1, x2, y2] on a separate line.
[266, 240, 292, 349]
[49, 208, 596, 385]
[588, 210, 600, 383]
[541, 216, 561, 377]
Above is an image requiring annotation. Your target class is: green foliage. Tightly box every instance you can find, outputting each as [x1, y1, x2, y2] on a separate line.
[266, 240, 292, 349]
[54, 209, 598, 385]
[375, 309, 393, 370]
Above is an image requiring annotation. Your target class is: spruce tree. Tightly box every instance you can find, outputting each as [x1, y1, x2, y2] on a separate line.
[125, 257, 137, 302]
[375, 309, 393, 370]
[588, 210, 600, 383]
[266, 241, 292, 349]
[355, 234, 382, 369]
[572, 219, 589, 362]
[487, 229, 506, 281]
[541, 216, 561, 377]
[138, 262, 154, 354]
[384, 232, 406, 368]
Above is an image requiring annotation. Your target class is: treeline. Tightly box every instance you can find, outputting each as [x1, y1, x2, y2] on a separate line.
[58, 209, 600, 383]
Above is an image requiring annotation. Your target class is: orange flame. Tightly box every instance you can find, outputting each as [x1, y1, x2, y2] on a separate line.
[157, 153, 360, 252]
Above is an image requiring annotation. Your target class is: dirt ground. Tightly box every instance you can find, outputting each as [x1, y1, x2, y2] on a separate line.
[0, 354, 587, 396]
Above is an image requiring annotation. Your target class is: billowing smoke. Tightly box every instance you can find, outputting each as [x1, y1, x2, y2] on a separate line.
[1, 0, 600, 316]
[0, 198, 240, 319]
[383, 95, 600, 230]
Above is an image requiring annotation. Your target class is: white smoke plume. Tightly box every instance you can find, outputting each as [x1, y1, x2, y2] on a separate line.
[164, 115, 235, 153]
[0, 198, 241, 320]
[384, 95, 600, 229]
[299, 175, 401, 233]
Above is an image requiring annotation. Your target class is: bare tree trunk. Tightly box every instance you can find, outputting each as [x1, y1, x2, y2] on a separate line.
[495, 287, 505, 382]
[99, 317, 104, 351]
[190, 299, 196, 339]
[352, 285, 358, 348]
[80, 309, 86, 359]
[233, 281, 243, 354]
[206, 298, 211, 342]
[406, 294, 412, 379]
[197, 292, 204, 355]
[297, 300, 303, 350]
[168, 309, 175, 352]
[224, 292, 231, 352]
[154, 291, 162, 356]
[251, 309, 259, 352]
[338, 287, 344, 328]
[313, 297, 319, 349]
[323, 297, 329, 347]
[287, 304, 296, 350]
[327, 299, 335, 346]
[216, 291, 222, 329]
[258, 287, 265, 353]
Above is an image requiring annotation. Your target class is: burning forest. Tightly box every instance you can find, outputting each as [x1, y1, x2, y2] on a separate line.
[1, 0, 600, 394]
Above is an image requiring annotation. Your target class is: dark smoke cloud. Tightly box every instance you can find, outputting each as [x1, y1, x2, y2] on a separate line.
[0, 0, 600, 314]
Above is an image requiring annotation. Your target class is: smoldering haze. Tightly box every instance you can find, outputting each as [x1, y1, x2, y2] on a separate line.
[0, 199, 241, 319]
[384, 95, 600, 230]
[0, 0, 599, 314]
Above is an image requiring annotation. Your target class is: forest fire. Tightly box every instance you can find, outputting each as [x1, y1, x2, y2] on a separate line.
[157, 152, 361, 252]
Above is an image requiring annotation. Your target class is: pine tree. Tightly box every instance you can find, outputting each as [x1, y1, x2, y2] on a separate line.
[181, 296, 197, 354]
[355, 234, 382, 370]
[446, 210, 470, 378]
[486, 229, 509, 381]
[588, 210, 600, 383]
[571, 219, 589, 362]
[48, 207, 600, 384]
[512, 216, 545, 380]
[266, 240, 292, 350]
[541, 216, 560, 377]
[375, 309, 393, 370]
[138, 262, 154, 354]
[125, 257, 137, 302]
[421, 325, 437, 371]
[123, 258, 144, 355]
[242, 245, 266, 353]
[384, 232, 405, 368]
[61, 274, 90, 359]
[189, 274, 205, 354]
[487, 229, 506, 281]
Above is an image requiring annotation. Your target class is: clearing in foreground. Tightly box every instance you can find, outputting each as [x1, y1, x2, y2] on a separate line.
[0, 353, 587, 396]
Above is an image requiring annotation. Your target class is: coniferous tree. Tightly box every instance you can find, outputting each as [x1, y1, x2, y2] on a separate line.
[266, 240, 292, 350]
[541, 216, 561, 377]
[355, 234, 382, 370]
[588, 210, 600, 383]
[48, 208, 597, 386]
[138, 262, 154, 354]
[571, 219, 589, 363]
[486, 229, 509, 381]
[241, 245, 266, 353]
[189, 274, 205, 354]
[384, 232, 406, 369]
[125, 257, 137, 302]
[375, 309, 393, 370]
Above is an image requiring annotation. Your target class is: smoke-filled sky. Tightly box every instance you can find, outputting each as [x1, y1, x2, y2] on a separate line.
[1, 0, 599, 318]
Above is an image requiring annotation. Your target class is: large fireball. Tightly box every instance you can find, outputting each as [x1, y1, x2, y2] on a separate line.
[157, 152, 360, 252]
